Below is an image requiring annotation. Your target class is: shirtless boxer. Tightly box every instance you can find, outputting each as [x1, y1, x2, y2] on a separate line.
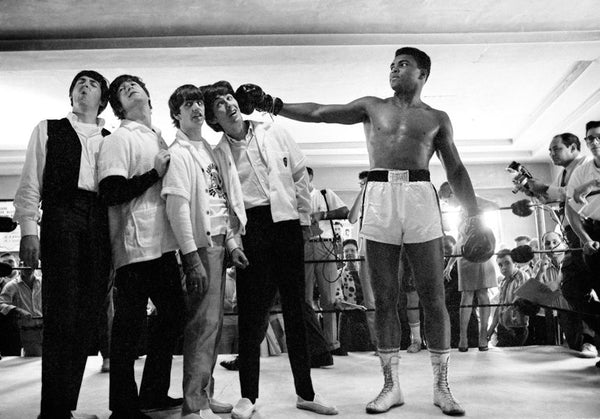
[235, 47, 483, 416]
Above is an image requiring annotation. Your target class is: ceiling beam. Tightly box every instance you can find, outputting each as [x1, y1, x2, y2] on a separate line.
[2, 31, 600, 52]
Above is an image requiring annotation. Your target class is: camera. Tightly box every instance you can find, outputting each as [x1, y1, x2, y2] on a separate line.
[506, 161, 533, 194]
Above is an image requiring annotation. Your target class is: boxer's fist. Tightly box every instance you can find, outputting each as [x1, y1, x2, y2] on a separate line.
[461, 216, 496, 263]
[235, 84, 283, 115]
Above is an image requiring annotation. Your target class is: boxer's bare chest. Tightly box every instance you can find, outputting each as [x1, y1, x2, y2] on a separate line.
[364, 104, 441, 170]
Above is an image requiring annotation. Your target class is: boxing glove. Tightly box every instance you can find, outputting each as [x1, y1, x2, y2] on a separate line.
[461, 216, 496, 263]
[235, 84, 283, 115]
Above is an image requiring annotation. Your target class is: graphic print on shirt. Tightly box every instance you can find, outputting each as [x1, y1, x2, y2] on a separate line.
[206, 162, 228, 200]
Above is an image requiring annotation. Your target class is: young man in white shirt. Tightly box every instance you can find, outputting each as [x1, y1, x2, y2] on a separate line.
[14, 70, 112, 419]
[202, 81, 337, 419]
[98, 75, 184, 419]
[161, 85, 249, 419]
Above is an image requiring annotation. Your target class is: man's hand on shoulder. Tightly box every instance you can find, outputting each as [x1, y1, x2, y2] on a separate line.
[154, 149, 170, 178]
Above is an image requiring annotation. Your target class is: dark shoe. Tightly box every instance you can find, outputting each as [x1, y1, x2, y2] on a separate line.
[220, 357, 239, 371]
[310, 351, 334, 368]
[140, 396, 183, 413]
[330, 347, 348, 356]
[458, 347, 468, 352]
[478, 345, 489, 352]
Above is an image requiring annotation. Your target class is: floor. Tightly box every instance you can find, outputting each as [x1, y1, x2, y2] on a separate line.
[0, 346, 599, 419]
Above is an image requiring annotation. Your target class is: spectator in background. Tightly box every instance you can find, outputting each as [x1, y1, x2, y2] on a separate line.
[335, 239, 374, 352]
[347, 170, 377, 348]
[514, 235, 531, 247]
[514, 235, 535, 277]
[517, 132, 595, 355]
[488, 249, 529, 347]
[0, 253, 23, 358]
[440, 181, 498, 352]
[0, 255, 43, 356]
[304, 166, 349, 356]
[531, 231, 595, 356]
[442, 236, 461, 348]
[565, 121, 600, 365]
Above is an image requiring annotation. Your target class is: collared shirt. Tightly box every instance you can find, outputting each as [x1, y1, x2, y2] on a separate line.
[309, 187, 346, 239]
[498, 269, 529, 305]
[546, 154, 587, 202]
[226, 123, 270, 209]
[214, 120, 312, 226]
[566, 158, 600, 221]
[98, 119, 177, 269]
[0, 275, 42, 327]
[13, 112, 106, 236]
[335, 264, 364, 305]
[162, 129, 238, 255]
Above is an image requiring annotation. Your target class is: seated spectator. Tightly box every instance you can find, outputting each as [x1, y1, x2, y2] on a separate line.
[334, 239, 374, 352]
[533, 231, 596, 355]
[0, 253, 22, 358]
[488, 249, 529, 347]
[0, 261, 43, 356]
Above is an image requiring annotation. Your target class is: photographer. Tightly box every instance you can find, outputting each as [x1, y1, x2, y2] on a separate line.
[516, 133, 596, 357]
[513, 133, 585, 206]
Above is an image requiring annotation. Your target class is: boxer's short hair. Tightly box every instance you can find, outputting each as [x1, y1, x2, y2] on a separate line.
[395, 47, 431, 80]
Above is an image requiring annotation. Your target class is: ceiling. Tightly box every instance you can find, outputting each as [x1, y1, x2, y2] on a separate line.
[1, 0, 600, 176]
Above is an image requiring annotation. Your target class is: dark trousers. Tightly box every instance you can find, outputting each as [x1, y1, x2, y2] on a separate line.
[39, 195, 111, 419]
[236, 206, 314, 403]
[562, 225, 600, 342]
[109, 252, 184, 413]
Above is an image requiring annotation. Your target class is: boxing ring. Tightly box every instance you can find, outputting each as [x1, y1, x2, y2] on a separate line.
[1, 198, 599, 418]
[0, 344, 599, 419]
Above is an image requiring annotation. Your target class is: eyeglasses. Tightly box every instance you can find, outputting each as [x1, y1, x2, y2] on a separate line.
[584, 135, 600, 144]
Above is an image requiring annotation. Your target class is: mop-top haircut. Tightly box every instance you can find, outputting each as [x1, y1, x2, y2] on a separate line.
[168, 84, 204, 128]
[200, 80, 236, 133]
[68, 70, 109, 115]
[108, 74, 152, 120]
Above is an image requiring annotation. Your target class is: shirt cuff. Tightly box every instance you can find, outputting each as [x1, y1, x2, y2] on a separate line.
[179, 240, 198, 256]
[226, 236, 241, 253]
[19, 220, 38, 237]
